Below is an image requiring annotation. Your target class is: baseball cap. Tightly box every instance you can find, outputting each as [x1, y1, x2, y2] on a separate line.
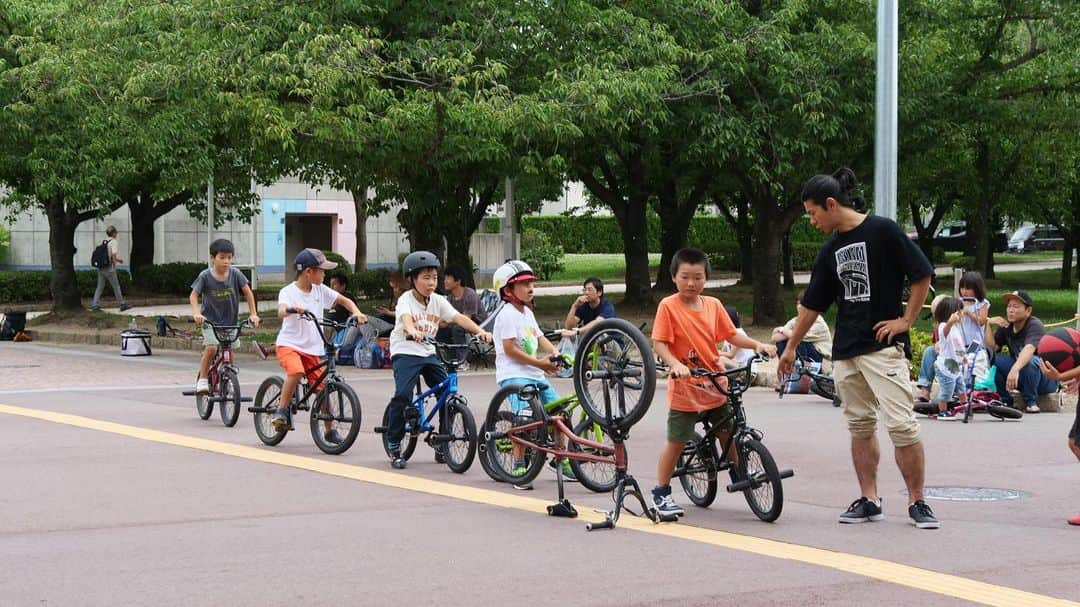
[294, 248, 338, 271]
[1002, 290, 1033, 308]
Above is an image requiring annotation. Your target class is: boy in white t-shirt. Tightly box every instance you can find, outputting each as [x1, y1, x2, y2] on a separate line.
[490, 260, 577, 483]
[385, 251, 491, 470]
[271, 248, 366, 444]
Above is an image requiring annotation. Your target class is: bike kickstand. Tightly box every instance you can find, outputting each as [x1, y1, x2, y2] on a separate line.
[547, 457, 578, 518]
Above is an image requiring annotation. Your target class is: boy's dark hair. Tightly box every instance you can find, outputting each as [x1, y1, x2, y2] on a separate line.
[444, 266, 468, 282]
[105, 225, 118, 237]
[670, 247, 710, 279]
[330, 273, 348, 288]
[209, 238, 235, 257]
[800, 167, 867, 212]
[583, 277, 604, 295]
[958, 271, 986, 301]
[933, 296, 963, 325]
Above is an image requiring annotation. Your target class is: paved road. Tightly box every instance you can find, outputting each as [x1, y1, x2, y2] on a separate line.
[1, 342, 1077, 606]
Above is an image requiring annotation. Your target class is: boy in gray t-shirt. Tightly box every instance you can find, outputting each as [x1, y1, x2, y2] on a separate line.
[189, 239, 260, 395]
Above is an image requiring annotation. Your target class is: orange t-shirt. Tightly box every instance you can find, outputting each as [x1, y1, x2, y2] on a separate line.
[652, 294, 737, 412]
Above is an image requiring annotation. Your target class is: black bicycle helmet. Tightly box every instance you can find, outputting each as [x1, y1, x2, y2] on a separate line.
[402, 250, 441, 277]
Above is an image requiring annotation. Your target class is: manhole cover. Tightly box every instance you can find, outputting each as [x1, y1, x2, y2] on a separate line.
[904, 487, 1027, 502]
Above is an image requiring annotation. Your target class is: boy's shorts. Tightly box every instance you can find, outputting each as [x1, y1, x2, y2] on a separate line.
[667, 406, 734, 443]
[202, 326, 220, 347]
[276, 345, 324, 391]
[499, 378, 559, 414]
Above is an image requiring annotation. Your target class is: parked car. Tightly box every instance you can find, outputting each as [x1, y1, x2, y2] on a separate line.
[1007, 224, 1065, 253]
[909, 221, 1008, 253]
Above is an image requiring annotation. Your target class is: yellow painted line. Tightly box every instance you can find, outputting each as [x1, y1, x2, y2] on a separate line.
[1, 402, 1075, 607]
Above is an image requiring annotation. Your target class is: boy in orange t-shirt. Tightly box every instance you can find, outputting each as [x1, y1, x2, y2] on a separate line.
[651, 248, 776, 517]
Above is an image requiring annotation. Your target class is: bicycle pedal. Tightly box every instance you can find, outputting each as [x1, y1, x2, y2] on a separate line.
[181, 390, 196, 396]
[373, 426, 386, 433]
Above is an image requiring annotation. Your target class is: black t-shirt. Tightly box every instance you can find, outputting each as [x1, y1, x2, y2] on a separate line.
[994, 316, 1045, 357]
[574, 299, 615, 325]
[328, 290, 355, 323]
[801, 215, 934, 361]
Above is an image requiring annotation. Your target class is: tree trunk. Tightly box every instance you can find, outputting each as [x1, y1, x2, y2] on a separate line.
[653, 200, 697, 294]
[749, 203, 783, 326]
[782, 230, 794, 288]
[1061, 238, 1074, 290]
[350, 187, 368, 271]
[612, 195, 653, 305]
[972, 141, 993, 278]
[44, 197, 84, 311]
[127, 191, 189, 280]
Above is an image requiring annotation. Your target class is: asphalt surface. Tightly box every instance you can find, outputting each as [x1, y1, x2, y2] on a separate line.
[1, 342, 1078, 606]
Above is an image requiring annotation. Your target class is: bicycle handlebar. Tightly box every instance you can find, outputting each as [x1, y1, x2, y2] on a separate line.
[285, 308, 362, 347]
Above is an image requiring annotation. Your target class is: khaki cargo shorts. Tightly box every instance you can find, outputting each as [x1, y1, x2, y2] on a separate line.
[833, 345, 921, 447]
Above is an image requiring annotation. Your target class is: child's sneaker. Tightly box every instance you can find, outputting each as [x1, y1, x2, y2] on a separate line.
[270, 408, 289, 430]
[908, 499, 940, 529]
[839, 497, 883, 523]
[548, 458, 578, 482]
[1067, 513, 1080, 526]
[936, 409, 958, 421]
[253, 341, 270, 360]
[652, 486, 684, 517]
[195, 378, 210, 395]
[323, 429, 343, 445]
[388, 443, 406, 469]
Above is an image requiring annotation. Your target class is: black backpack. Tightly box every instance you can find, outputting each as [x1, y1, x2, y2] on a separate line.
[91, 239, 112, 268]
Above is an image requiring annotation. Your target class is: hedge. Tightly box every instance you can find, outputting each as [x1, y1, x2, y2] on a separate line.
[349, 268, 392, 300]
[482, 213, 826, 254]
[706, 242, 821, 273]
[0, 269, 134, 303]
[135, 262, 256, 296]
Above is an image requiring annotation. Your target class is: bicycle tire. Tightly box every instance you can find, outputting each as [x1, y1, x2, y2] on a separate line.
[988, 402, 1024, 420]
[444, 397, 477, 474]
[218, 370, 242, 427]
[478, 409, 514, 483]
[381, 404, 419, 461]
[736, 439, 784, 522]
[809, 377, 836, 403]
[568, 418, 619, 493]
[572, 318, 656, 432]
[310, 381, 362, 455]
[482, 384, 546, 484]
[253, 376, 287, 446]
[677, 432, 718, 507]
[195, 373, 213, 420]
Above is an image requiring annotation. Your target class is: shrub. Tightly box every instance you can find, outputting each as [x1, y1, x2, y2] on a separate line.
[0, 269, 133, 302]
[950, 255, 975, 270]
[909, 326, 933, 381]
[135, 262, 206, 295]
[0, 224, 10, 264]
[521, 228, 565, 280]
[705, 242, 821, 274]
[321, 250, 352, 274]
[351, 268, 392, 300]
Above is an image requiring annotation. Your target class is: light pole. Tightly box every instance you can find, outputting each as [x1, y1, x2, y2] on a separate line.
[875, 0, 898, 221]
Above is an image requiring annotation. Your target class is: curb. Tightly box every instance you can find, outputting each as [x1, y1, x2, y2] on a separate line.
[26, 329, 207, 352]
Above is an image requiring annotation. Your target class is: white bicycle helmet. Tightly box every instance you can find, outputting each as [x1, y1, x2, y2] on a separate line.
[492, 260, 537, 295]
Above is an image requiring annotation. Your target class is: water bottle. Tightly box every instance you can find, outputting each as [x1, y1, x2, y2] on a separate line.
[129, 317, 137, 332]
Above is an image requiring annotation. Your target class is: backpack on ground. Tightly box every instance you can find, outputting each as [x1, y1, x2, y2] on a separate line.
[91, 239, 112, 269]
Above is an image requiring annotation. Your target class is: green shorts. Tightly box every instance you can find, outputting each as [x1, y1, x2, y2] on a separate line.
[202, 326, 219, 347]
[667, 406, 734, 443]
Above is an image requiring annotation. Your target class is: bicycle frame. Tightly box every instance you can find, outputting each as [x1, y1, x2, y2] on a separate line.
[505, 412, 618, 467]
[407, 372, 458, 433]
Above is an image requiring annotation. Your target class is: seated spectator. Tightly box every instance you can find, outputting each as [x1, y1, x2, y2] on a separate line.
[327, 273, 357, 324]
[718, 304, 756, 369]
[563, 277, 615, 334]
[437, 266, 486, 365]
[985, 290, 1059, 413]
[374, 271, 407, 323]
[772, 290, 833, 364]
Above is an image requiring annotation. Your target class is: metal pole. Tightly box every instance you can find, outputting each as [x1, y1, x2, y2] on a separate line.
[206, 177, 214, 268]
[503, 177, 516, 261]
[874, 0, 899, 221]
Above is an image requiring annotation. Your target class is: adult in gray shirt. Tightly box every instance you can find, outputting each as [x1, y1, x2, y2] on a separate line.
[91, 225, 132, 311]
[439, 266, 485, 363]
[985, 290, 1059, 413]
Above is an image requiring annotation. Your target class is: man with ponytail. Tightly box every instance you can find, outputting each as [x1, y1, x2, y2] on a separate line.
[779, 168, 940, 529]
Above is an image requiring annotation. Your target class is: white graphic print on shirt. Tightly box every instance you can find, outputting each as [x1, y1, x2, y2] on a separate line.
[835, 242, 870, 303]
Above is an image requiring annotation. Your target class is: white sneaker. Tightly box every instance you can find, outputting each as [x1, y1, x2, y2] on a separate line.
[195, 378, 210, 395]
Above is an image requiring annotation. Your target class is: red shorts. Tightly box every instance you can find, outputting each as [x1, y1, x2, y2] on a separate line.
[276, 345, 324, 390]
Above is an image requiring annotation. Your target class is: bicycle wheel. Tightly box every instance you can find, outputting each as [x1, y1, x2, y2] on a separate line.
[195, 373, 213, 420]
[310, 381, 362, 455]
[809, 377, 836, 403]
[443, 397, 477, 473]
[482, 384, 546, 484]
[253, 376, 287, 446]
[381, 404, 419, 461]
[735, 439, 784, 522]
[572, 318, 656, 432]
[568, 418, 618, 493]
[988, 402, 1024, 420]
[677, 432, 718, 507]
[218, 370, 242, 427]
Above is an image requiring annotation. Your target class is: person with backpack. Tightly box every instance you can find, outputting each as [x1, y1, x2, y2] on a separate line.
[91, 225, 132, 312]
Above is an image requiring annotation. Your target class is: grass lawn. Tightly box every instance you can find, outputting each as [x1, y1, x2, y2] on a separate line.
[549, 253, 662, 284]
[943, 250, 1061, 265]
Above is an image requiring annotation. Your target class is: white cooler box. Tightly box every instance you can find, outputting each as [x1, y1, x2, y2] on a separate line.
[120, 329, 152, 356]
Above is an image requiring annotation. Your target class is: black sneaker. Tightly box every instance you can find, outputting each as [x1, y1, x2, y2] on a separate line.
[652, 486, 684, 517]
[839, 497, 884, 523]
[388, 447, 407, 470]
[908, 499, 940, 529]
[323, 429, 343, 445]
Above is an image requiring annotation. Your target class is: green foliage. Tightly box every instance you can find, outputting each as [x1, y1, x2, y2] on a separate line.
[321, 250, 352, 275]
[520, 228, 565, 281]
[134, 263, 206, 296]
[0, 270, 133, 303]
[909, 327, 933, 382]
[706, 243, 821, 273]
[950, 256, 976, 270]
[350, 268, 392, 301]
[0, 224, 9, 264]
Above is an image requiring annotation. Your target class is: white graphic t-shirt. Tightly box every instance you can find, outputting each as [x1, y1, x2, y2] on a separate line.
[276, 282, 340, 356]
[493, 304, 544, 383]
[389, 291, 459, 358]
